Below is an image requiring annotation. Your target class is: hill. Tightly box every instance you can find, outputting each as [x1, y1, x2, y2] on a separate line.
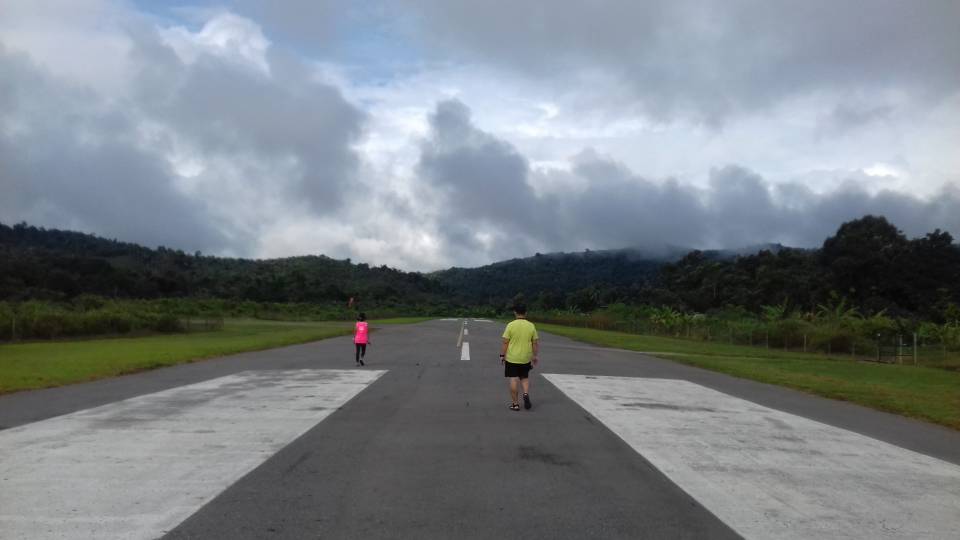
[2, 217, 958, 320]
[0, 223, 447, 308]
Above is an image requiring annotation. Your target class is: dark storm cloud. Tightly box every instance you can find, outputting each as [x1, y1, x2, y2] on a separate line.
[419, 100, 537, 225]
[0, 16, 365, 253]
[416, 100, 960, 262]
[400, 0, 960, 124]
[0, 47, 226, 252]
[416, 100, 551, 260]
[129, 29, 364, 212]
[554, 153, 704, 249]
[823, 103, 894, 134]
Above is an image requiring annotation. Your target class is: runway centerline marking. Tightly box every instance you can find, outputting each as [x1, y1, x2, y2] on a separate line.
[456, 320, 465, 348]
[460, 342, 471, 361]
[544, 374, 960, 540]
[0, 369, 385, 540]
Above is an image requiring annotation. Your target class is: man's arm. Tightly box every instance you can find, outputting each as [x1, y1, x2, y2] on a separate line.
[500, 338, 509, 361]
[532, 339, 540, 366]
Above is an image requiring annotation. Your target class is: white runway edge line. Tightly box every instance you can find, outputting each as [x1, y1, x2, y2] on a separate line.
[460, 341, 471, 361]
[544, 374, 960, 540]
[0, 369, 386, 540]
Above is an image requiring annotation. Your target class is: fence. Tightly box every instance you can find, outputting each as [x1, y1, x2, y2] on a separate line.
[534, 315, 960, 371]
[1, 314, 225, 342]
[179, 317, 225, 332]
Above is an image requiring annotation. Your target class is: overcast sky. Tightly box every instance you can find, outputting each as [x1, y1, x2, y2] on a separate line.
[2, 0, 958, 270]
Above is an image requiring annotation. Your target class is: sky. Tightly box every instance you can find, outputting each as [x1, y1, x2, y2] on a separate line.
[1, 0, 959, 271]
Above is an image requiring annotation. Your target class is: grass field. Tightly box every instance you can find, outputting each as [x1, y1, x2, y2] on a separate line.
[0, 319, 363, 394]
[537, 323, 960, 430]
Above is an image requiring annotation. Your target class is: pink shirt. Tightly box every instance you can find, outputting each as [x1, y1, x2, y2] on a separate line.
[354, 321, 369, 344]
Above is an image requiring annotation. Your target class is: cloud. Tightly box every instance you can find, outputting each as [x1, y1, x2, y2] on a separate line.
[408, 100, 960, 267]
[0, 46, 226, 252]
[418, 100, 537, 227]
[398, 0, 960, 125]
[0, 7, 365, 252]
[0, 2, 957, 271]
[134, 13, 365, 214]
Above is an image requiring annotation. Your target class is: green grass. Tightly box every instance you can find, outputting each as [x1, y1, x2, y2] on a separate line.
[0, 319, 354, 394]
[537, 323, 960, 430]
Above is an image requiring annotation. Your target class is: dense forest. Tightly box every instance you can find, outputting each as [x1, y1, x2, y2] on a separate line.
[657, 216, 960, 322]
[0, 222, 448, 310]
[2, 215, 959, 324]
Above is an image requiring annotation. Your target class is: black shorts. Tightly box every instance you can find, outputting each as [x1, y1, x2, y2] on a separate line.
[504, 361, 532, 379]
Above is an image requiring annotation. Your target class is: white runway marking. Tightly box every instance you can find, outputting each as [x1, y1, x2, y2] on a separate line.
[460, 342, 471, 361]
[463, 328, 469, 336]
[544, 374, 960, 540]
[472, 319, 493, 323]
[0, 369, 385, 540]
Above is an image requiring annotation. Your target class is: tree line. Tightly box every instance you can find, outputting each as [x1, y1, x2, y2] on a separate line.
[2, 215, 958, 332]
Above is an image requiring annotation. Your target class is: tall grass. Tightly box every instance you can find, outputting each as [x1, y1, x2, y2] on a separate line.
[533, 303, 960, 370]
[0, 296, 437, 341]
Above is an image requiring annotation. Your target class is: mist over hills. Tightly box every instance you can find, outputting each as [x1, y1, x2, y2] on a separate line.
[429, 243, 788, 306]
[0, 222, 782, 306]
[2, 218, 957, 321]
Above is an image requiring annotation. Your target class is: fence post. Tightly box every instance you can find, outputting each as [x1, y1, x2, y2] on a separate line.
[897, 334, 902, 365]
[803, 334, 807, 353]
[913, 332, 918, 366]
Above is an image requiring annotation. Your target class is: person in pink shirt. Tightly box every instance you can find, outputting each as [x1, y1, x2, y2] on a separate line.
[354, 312, 370, 366]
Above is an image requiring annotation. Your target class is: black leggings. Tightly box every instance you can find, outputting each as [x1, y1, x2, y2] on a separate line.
[355, 343, 367, 362]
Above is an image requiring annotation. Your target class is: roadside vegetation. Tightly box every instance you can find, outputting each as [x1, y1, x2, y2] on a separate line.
[3, 214, 960, 424]
[534, 300, 960, 370]
[0, 296, 435, 341]
[0, 319, 352, 393]
[537, 323, 960, 430]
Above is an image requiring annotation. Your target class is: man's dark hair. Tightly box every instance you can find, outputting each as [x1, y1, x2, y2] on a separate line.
[513, 303, 527, 315]
[358, 312, 366, 321]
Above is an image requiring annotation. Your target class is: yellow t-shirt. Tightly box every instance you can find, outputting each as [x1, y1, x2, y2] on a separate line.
[502, 319, 539, 364]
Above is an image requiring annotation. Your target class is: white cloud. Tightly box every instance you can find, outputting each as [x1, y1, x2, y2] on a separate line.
[1, 0, 957, 271]
[0, 0, 134, 95]
[158, 12, 272, 75]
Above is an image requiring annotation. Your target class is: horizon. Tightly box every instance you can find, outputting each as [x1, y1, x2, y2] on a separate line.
[3, 216, 942, 274]
[2, 1, 958, 271]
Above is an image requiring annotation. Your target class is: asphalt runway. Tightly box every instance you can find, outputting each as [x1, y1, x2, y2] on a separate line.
[1, 319, 959, 539]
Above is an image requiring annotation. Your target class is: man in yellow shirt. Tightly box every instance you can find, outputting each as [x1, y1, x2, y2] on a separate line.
[500, 303, 540, 411]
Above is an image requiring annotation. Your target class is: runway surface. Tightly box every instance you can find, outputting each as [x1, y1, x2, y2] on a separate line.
[2, 319, 959, 539]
